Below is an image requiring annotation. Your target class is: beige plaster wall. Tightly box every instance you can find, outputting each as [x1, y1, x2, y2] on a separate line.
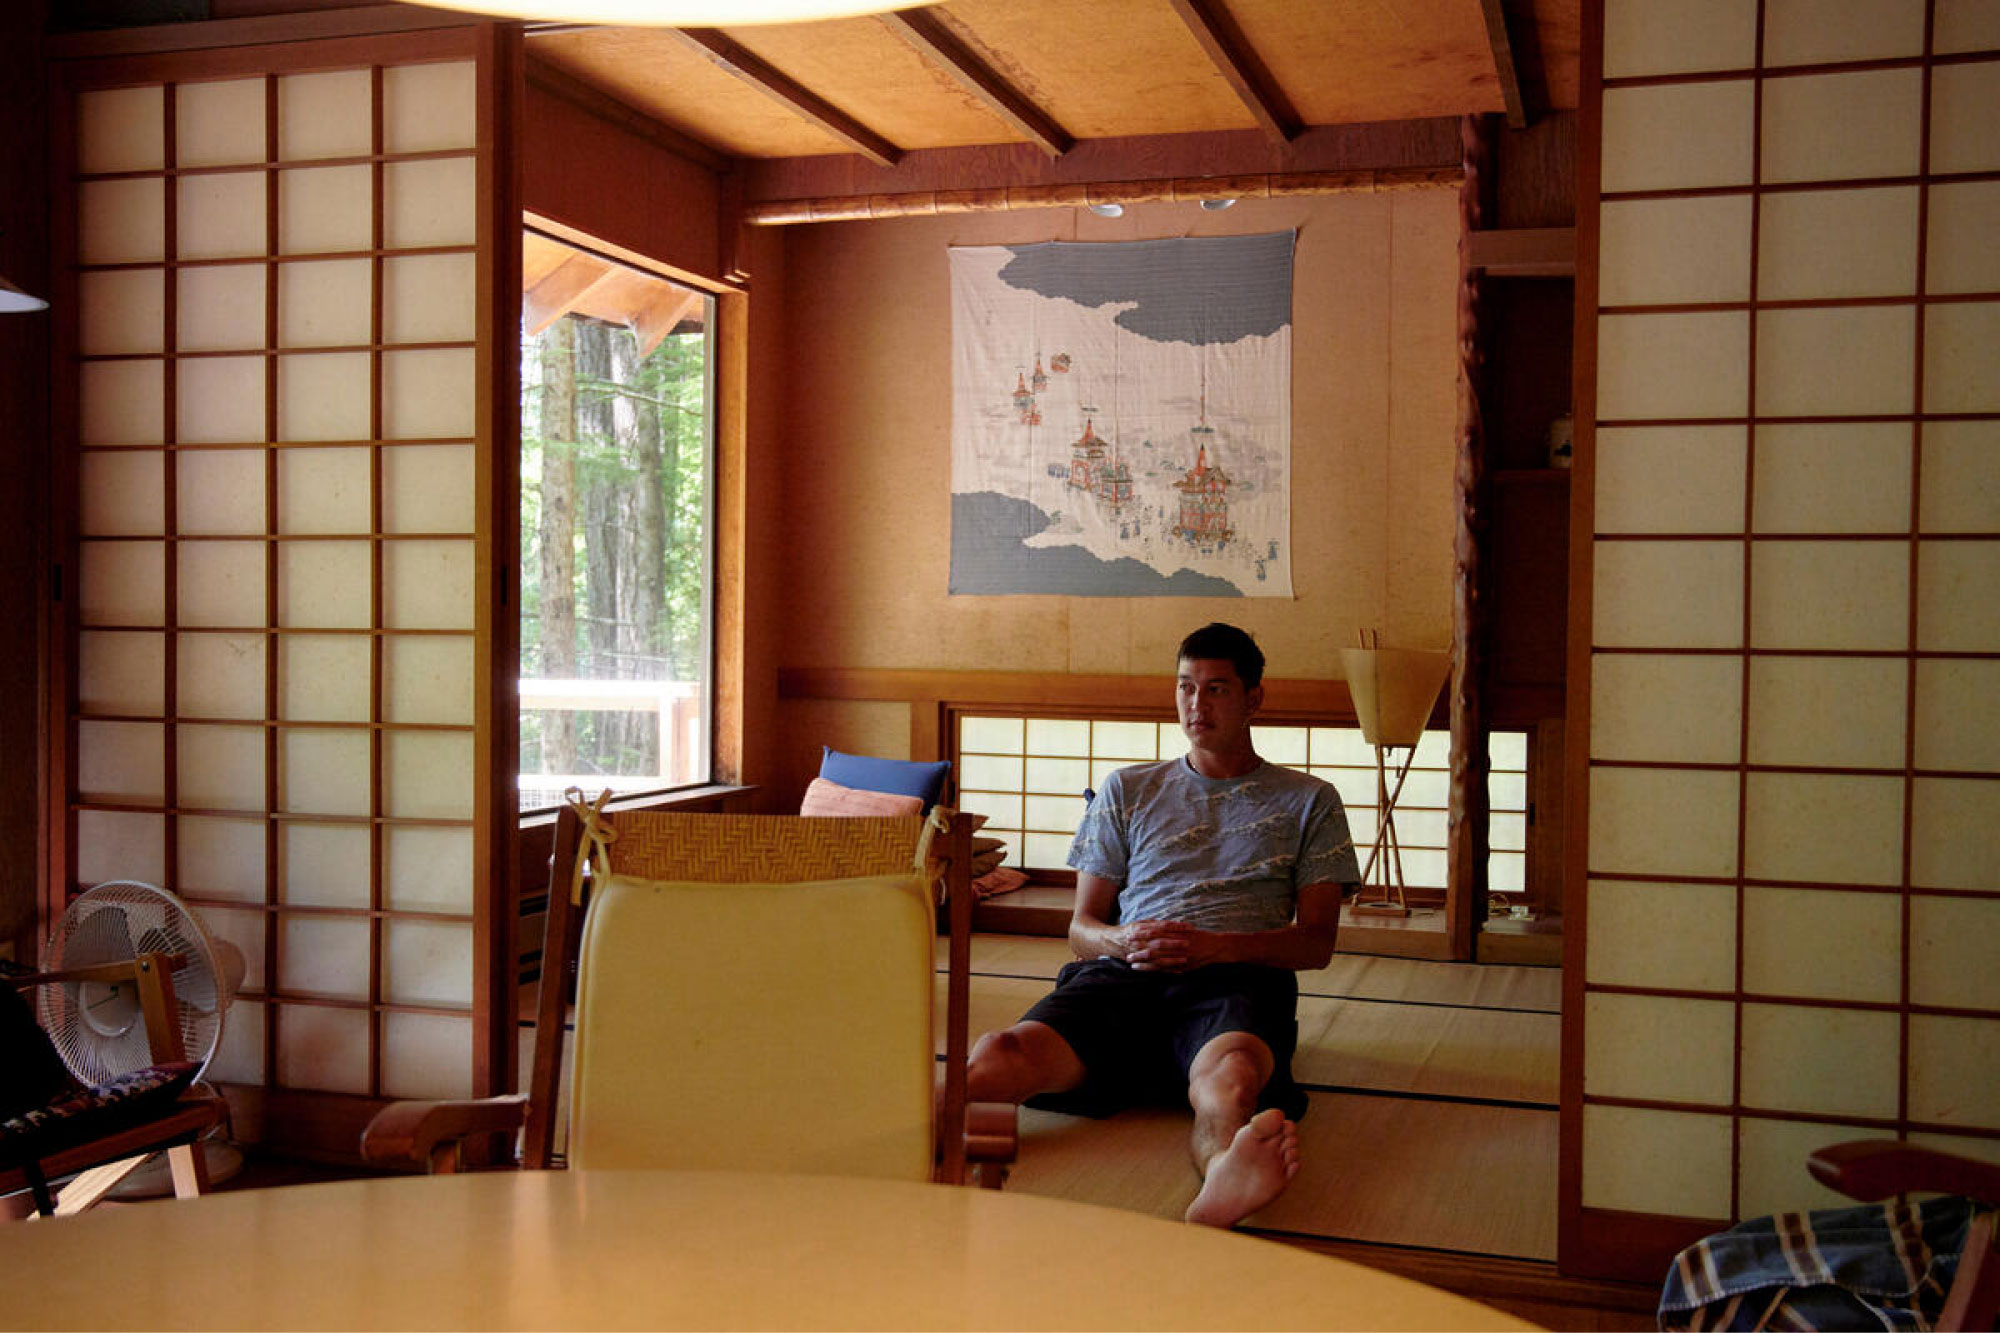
[773, 191, 1462, 685]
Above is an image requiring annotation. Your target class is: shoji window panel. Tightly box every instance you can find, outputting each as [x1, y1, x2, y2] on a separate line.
[956, 713, 1528, 900]
[64, 44, 495, 1110]
[1575, 0, 2000, 1262]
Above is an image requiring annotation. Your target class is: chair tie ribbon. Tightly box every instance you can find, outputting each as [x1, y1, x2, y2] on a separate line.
[563, 787, 616, 906]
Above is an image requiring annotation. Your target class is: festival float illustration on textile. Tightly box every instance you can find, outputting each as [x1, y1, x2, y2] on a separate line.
[949, 232, 1294, 598]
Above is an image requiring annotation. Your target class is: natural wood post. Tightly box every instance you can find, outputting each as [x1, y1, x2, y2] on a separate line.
[1448, 113, 1493, 961]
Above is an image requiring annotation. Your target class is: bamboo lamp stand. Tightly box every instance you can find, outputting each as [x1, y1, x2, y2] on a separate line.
[1355, 741, 1421, 916]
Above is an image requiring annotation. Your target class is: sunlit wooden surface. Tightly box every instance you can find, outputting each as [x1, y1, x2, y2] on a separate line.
[0, 1168, 1538, 1331]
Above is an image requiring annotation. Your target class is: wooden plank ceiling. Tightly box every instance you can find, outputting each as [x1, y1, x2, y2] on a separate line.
[525, 0, 1580, 175]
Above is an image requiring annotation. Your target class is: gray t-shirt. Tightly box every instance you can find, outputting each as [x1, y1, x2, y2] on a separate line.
[1066, 757, 1360, 933]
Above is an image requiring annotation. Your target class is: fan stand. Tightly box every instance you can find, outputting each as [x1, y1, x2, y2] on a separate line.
[105, 1128, 244, 1201]
[1351, 742, 1418, 918]
[38, 882, 246, 1210]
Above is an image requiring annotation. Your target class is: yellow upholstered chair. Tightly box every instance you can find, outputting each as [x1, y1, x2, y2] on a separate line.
[364, 799, 1013, 1187]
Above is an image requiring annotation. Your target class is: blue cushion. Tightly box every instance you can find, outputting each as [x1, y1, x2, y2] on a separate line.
[819, 748, 951, 806]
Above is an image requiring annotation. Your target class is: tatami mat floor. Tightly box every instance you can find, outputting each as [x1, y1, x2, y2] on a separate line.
[938, 934, 1562, 1262]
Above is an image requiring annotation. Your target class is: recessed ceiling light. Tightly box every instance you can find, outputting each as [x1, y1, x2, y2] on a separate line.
[1088, 203, 1124, 218]
[401, 0, 925, 23]
[1200, 198, 1237, 211]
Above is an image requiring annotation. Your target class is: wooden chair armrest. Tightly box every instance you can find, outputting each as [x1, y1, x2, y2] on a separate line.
[1809, 1139, 2000, 1206]
[361, 1095, 529, 1174]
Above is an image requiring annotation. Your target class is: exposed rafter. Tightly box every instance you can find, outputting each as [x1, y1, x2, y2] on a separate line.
[1478, 0, 1531, 129]
[524, 254, 621, 335]
[524, 236, 708, 351]
[631, 287, 705, 358]
[877, 9, 1072, 160]
[668, 26, 902, 168]
[1165, 0, 1300, 144]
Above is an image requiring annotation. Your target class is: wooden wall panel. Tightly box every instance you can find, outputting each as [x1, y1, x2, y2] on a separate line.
[521, 76, 724, 289]
[0, 0, 49, 961]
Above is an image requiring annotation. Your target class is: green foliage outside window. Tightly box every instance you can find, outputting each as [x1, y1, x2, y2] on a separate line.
[519, 309, 711, 807]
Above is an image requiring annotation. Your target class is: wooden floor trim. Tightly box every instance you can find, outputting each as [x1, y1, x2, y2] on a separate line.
[1266, 1234, 1657, 1326]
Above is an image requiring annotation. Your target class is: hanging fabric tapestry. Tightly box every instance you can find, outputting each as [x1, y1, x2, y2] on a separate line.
[949, 232, 1294, 597]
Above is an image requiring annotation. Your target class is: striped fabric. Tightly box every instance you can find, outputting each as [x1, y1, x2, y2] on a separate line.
[1658, 1195, 1985, 1331]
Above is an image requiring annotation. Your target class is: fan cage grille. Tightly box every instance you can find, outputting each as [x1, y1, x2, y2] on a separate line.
[40, 880, 227, 1085]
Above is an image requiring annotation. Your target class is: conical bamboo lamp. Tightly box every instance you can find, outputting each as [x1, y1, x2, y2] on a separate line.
[1340, 636, 1451, 916]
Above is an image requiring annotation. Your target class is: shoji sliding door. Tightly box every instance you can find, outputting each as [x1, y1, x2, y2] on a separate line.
[55, 23, 517, 1138]
[1567, 0, 2000, 1279]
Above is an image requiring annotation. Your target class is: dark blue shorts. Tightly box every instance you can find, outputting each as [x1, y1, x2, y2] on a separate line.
[1019, 958, 1308, 1120]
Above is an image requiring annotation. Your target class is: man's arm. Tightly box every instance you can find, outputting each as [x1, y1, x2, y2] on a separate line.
[1067, 871, 1130, 961]
[1071, 877, 1348, 973]
[1205, 880, 1345, 970]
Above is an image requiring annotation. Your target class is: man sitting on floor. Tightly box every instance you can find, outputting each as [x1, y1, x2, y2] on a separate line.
[967, 622, 1361, 1228]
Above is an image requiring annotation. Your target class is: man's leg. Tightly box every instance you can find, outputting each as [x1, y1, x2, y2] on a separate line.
[1182, 1030, 1300, 1228]
[967, 1020, 1087, 1104]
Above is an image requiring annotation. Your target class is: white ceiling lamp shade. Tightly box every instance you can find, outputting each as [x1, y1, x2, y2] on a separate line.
[398, 0, 928, 23]
[0, 273, 48, 313]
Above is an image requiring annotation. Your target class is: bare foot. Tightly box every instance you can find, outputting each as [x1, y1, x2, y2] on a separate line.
[1184, 1107, 1300, 1228]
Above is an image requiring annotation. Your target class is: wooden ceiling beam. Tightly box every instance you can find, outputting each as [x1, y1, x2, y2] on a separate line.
[739, 119, 1465, 204]
[524, 254, 618, 336]
[630, 288, 705, 359]
[668, 27, 902, 168]
[1478, 0, 1532, 129]
[1165, 0, 1301, 144]
[877, 9, 1072, 160]
[742, 165, 1462, 225]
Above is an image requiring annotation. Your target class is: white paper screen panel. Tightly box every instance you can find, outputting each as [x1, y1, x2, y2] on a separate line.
[1581, 2, 2000, 1236]
[1736, 1116, 1867, 1217]
[1580, 1104, 1732, 1217]
[79, 629, 165, 715]
[175, 77, 265, 167]
[956, 713, 1528, 896]
[179, 815, 266, 897]
[68, 53, 484, 1106]
[176, 172, 266, 261]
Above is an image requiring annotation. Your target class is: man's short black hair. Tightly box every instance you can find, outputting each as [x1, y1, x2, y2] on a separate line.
[1176, 622, 1265, 690]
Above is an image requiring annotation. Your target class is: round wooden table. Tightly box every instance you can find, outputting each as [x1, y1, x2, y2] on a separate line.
[1, 1169, 1537, 1330]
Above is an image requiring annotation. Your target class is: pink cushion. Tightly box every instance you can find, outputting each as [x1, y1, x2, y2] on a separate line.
[799, 777, 925, 818]
[973, 867, 1029, 898]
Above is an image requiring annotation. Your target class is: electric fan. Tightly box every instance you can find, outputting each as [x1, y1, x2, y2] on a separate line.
[39, 879, 248, 1194]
